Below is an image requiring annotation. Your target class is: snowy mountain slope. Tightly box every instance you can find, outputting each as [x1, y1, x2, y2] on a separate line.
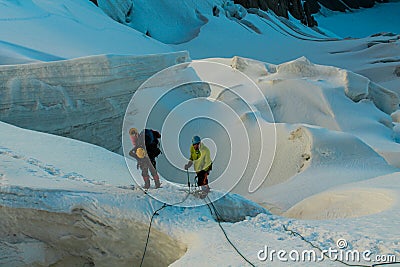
[315, 2, 400, 38]
[1, 118, 400, 266]
[0, 121, 265, 266]
[98, 0, 225, 44]
[1, 121, 399, 266]
[2, 0, 399, 99]
[92, 0, 400, 96]
[97, 0, 335, 43]
[1, 1, 400, 266]
[0, 40, 64, 65]
[2, 49, 394, 211]
[172, 7, 400, 95]
[0, 0, 172, 65]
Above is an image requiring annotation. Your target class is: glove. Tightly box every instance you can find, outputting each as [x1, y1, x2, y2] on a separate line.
[184, 164, 189, 170]
[136, 163, 140, 170]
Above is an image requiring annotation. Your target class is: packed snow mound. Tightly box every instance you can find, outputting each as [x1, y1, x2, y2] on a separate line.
[0, 52, 189, 152]
[180, 57, 398, 212]
[240, 124, 396, 211]
[283, 172, 400, 219]
[392, 110, 400, 123]
[229, 56, 400, 166]
[258, 56, 399, 115]
[284, 187, 395, 220]
[0, 0, 172, 65]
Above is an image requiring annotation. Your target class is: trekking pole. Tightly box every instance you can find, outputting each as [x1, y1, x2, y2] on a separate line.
[186, 169, 190, 193]
[194, 175, 198, 191]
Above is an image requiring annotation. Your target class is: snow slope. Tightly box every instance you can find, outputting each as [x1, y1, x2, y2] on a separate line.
[0, 0, 172, 65]
[98, 0, 223, 44]
[1, 0, 400, 266]
[0, 121, 266, 266]
[315, 2, 400, 38]
[2, 0, 399, 97]
[172, 7, 400, 95]
[94, 0, 400, 96]
[1, 119, 400, 266]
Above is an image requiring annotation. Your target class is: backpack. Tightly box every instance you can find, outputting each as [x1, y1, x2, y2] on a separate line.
[137, 129, 161, 159]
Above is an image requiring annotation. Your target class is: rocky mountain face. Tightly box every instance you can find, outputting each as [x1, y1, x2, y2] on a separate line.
[234, 0, 388, 27]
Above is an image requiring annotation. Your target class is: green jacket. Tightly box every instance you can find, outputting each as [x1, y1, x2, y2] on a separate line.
[190, 143, 212, 172]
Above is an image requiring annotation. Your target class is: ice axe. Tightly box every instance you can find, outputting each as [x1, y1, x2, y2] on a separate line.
[186, 169, 190, 193]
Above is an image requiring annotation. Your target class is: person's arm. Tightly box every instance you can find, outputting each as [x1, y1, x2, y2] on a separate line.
[204, 146, 212, 172]
[185, 145, 194, 170]
[184, 160, 193, 170]
[129, 148, 141, 169]
[129, 148, 138, 159]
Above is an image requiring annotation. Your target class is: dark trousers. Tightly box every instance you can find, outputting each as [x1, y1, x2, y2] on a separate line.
[196, 170, 209, 186]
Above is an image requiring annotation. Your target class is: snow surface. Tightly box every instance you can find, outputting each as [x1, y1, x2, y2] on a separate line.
[0, 121, 266, 266]
[0, 0, 172, 65]
[98, 0, 222, 44]
[1, 0, 400, 266]
[315, 2, 400, 38]
[87, 0, 400, 97]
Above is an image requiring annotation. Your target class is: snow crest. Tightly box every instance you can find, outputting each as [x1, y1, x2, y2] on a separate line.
[0, 52, 189, 152]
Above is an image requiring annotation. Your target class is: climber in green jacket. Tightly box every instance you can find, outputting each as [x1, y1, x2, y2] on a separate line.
[184, 135, 212, 194]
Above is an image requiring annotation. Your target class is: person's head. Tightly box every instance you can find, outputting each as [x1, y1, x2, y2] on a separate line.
[192, 135, 201, 150]
[129, 128, 138, 136]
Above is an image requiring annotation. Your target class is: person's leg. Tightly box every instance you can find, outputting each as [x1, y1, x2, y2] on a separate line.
[148, 157, 161, 188]
[202, 172, 210, 193]
[153, 175, 161, 188]
[141, 164, 150, 189]
[196, 171, 210, 198]
[196, 170, 209, 192]
[196, 171, 205, 187]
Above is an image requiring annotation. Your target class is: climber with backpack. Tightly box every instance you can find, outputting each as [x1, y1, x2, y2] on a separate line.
[129, 128, 162, 189]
